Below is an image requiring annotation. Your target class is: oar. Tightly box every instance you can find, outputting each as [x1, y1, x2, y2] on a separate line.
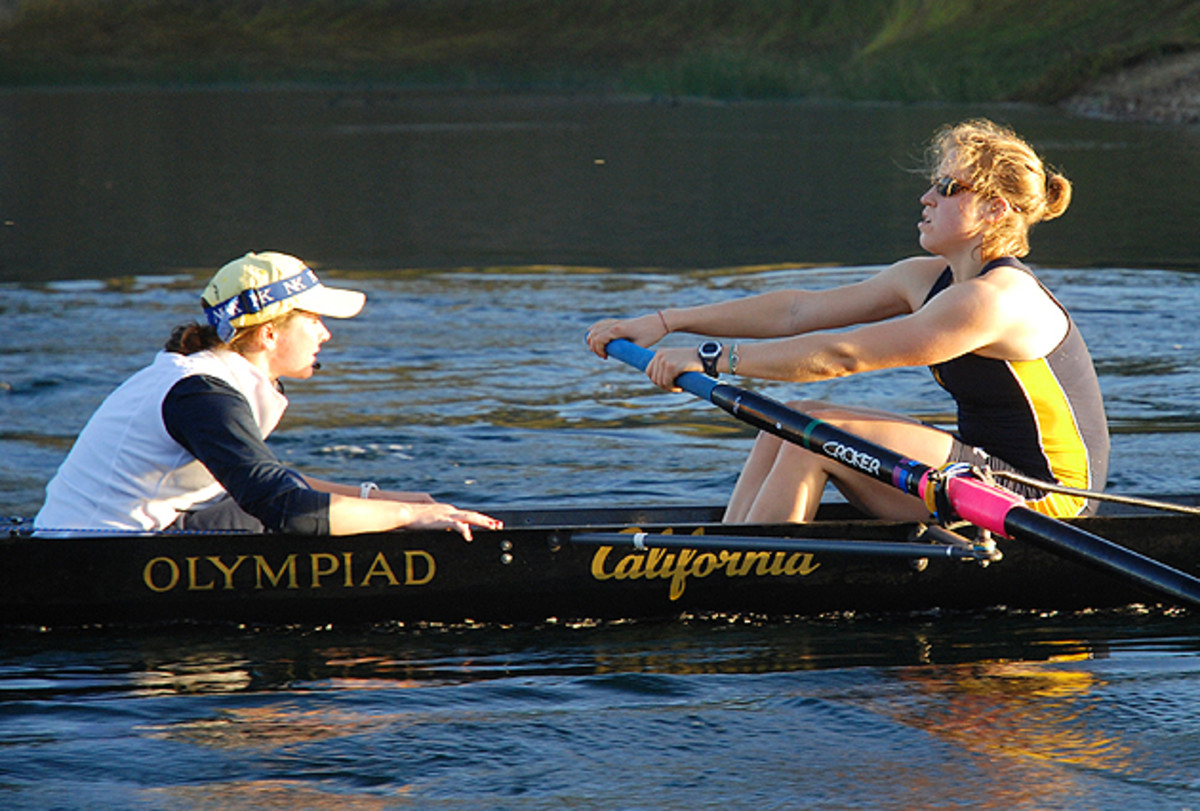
[603, 338, 1200, 607]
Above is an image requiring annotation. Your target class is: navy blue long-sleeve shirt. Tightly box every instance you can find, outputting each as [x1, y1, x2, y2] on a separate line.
[162, 375, 330, 533]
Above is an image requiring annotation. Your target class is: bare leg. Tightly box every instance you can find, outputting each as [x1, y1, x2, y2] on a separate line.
[723, 401, 956, 524]
[724, 431, 789, 522]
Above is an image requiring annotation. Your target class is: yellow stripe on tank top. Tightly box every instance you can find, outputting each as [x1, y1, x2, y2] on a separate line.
[1008, 358, 1091, 518]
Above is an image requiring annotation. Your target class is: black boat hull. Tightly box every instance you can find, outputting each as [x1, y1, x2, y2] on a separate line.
[7, 502, 1199, 627]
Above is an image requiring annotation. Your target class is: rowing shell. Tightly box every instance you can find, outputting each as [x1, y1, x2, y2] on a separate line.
[5, 499, 1198, 627]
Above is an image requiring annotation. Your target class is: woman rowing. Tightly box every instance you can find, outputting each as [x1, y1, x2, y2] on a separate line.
[35, 251, 501, 539]
[587, 119, 1109, 524]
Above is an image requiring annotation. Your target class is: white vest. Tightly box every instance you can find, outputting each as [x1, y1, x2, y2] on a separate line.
[35, 349, 289, 531]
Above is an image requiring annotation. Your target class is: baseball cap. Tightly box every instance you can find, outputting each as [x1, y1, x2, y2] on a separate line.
[202, 252, 366, 342]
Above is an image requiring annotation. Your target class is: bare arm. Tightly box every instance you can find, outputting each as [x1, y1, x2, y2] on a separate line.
[585, 259, 933, 358]
[304, 476, 501, 540]
[325, 495, 502, 540]
[643, 266, 1047, 389]
[303, 475, 435, 504]
[667, 269, 917, 337]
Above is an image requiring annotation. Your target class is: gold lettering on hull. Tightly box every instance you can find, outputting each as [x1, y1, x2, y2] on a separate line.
[590, 528, 821, 600]
[140, 528, 820, 601]
[142, 550, 437, 594]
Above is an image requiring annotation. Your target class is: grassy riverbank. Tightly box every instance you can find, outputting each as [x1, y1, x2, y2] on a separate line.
[0, 0, 1197, 104]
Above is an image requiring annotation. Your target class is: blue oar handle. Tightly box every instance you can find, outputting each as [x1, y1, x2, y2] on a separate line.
[604, 338, 719, 401]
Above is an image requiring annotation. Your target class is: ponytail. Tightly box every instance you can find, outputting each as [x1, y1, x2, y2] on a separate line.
[165, 323, 222, 354]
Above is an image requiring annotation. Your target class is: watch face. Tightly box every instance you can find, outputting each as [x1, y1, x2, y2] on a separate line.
[700, 341, 720, 357]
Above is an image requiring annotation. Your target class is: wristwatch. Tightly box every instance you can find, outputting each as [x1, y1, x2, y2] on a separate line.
[698, 340, 723, 378]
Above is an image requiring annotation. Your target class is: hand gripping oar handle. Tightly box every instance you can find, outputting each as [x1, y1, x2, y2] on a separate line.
[604, 338, 1200, 607]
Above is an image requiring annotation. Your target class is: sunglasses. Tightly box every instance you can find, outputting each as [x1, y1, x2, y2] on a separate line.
[933, 176, 973, 197]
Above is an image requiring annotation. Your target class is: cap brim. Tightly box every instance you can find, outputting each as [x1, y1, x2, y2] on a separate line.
[291, 284, 366, 319]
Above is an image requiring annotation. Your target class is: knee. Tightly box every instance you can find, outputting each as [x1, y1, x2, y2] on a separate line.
[751, 430, 819, 470]
[773, 436, 824, 469]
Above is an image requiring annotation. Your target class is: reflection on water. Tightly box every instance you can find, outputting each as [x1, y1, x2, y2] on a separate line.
[147, 781, 408, 811]
[145, 705, 397, 750]
[883, 656, 1128, 809]
[3, 612, 1200, 807]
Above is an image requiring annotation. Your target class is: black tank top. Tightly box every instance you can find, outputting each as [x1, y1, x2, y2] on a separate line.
[925, 258, 1110, 516]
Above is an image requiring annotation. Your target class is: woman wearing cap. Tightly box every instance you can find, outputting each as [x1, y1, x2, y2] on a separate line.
[586, 119, 1109, 524]
[35, 251, 501, 540]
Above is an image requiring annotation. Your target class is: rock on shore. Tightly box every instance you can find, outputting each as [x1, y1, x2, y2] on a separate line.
[1063, 51, 1200, 124]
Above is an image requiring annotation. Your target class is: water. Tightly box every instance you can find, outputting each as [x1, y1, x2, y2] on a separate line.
[4, 87, 1200, 279]
[4, 264, 1198, 517]
[1, 88, 1200, 809]
[3, 613, 1200, 808]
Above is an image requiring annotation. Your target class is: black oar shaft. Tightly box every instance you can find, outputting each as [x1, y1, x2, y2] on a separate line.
[1004, 509, 1200, 607]
[710, 384, 927, 497]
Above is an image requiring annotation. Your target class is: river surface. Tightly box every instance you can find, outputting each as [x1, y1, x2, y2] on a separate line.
[1, 88, 1199, 809]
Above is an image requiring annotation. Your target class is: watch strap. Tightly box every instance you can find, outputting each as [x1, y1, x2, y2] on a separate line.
[698, 341, 722, 377]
